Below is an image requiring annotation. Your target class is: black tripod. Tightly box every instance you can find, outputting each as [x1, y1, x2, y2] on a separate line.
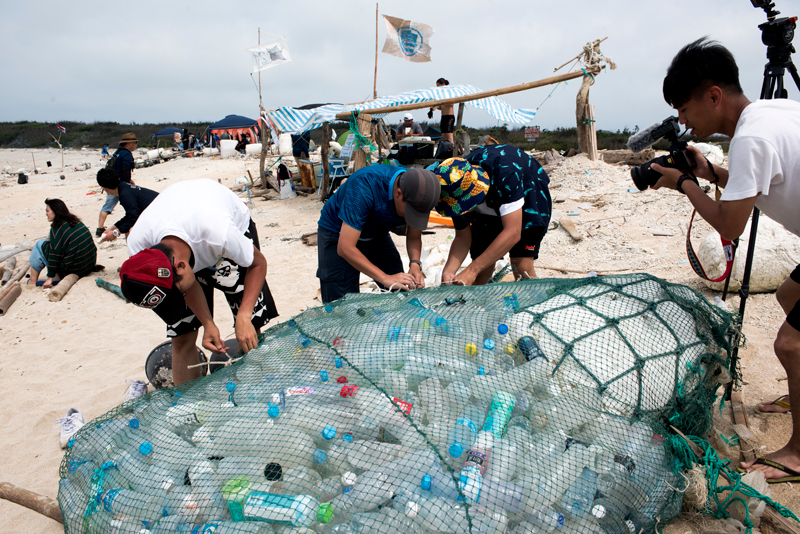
[725, 1, 799, 400]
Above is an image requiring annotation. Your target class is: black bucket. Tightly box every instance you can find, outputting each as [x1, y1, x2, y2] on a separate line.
[145, 341, 207, 389]
[17, 173, 28, 184]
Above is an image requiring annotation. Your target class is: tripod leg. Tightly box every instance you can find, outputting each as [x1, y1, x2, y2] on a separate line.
[789, 62, 800, 93]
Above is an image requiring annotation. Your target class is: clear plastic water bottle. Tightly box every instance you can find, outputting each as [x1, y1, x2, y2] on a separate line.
[517, 507, 566, 533]
[557, 467, 598, 518]
[528, 386, 602, 434]
[216, 456, 283, 484]
[418, 377, 448, 429]
[191, 520, 271, 534]
[241, 492, 326, 527]
[486, 438, 519, 482]
[272, 466, 321, 497]
[100, 487, 166, 525]
[443, 381, 471, 421]
[458, 430, 494, 502]
[591, 497, 635, 534]
[82, 510, 154, 534]
[188, 459, 228, 522]
[447, 404, 486, 459]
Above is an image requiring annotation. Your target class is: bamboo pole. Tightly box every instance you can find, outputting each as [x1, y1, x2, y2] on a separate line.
[321, 122, 331, 197]
[0, 284, 21, 315]
[0, 281, 19, 303]
[48, 273, 79, 302]
[335, 67, 600, 120]
[10, 261, 30, 285]
[353, 113, 372, 172]
[0, 482, 62, 524]
[373, 3, 379, 100]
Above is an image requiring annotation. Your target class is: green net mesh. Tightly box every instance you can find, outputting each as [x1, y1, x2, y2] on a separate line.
[58, 274, 737, 534]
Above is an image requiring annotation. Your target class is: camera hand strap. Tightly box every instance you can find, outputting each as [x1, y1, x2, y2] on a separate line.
[686, 209, 735, 282]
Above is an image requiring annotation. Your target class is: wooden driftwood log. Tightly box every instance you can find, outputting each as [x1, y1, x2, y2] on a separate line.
[0, 482, 63, 523]
[0, 256, 14, 285]
[600, 149, 655, 165]
[0, 282, 21, 315]
[559, 218, 584, 241]
[48, 273, 79, 302]
[9, 261, 30, 285]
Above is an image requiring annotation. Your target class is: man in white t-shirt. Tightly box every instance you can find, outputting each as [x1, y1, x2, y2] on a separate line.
[119, 179, 278, 385]
[651, 37, 800, 482]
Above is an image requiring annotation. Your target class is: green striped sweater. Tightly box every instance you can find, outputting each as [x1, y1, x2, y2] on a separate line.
[42, 221, 97, 278]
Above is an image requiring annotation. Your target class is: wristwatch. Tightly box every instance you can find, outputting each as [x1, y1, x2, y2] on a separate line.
[409, 259, 422, 267]
[112, 229, 120, 237]
[676, 174, 699, 195]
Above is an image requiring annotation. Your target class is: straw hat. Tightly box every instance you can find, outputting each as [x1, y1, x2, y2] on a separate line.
[119, 133, 138, 146]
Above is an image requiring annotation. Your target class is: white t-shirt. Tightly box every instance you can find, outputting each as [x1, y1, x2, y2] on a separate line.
[721, 99, 800, 236]
[127, 179, 254, 271]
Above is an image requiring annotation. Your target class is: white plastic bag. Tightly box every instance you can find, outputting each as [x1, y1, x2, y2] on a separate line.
[279, 178, 296, 199]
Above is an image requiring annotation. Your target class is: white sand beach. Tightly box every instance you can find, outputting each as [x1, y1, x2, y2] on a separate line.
[0, 147, 796, 532]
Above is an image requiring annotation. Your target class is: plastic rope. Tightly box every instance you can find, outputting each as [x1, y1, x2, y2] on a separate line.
[348, 112, 377, 165]
[668, 434, 800, 533]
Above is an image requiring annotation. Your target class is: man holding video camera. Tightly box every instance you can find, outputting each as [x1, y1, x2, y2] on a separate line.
[651, 37, 800, 482]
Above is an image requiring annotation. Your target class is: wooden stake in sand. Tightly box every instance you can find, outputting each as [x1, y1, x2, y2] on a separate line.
[48, 273, 79, 302]
[1, 256, 15, 285]
[0, 283, 21, 315]
[0, 482, 62, 524]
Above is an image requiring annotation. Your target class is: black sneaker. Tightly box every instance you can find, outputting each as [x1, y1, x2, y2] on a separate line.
[95, 227, 105, 237]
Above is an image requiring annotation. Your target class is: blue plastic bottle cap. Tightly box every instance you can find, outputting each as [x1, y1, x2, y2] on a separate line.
[421, 475, 432, 491]
[323, 426, 337, 441]
[289, 320, 296, 327]
[314, 449, 328, 464]
[268, 404, 280, 418]
[449, 442, 464, 458]
[226, 382, 237, 392]
[335, 357, 342, 369]
[557, 514, 566, 527]
[478, 366, 485, 376]
[484, 339, 495, 350]
[67, 438, 75, 449]
[139, 442, 153, 456]
[498, 324, 509, 335]
[301, 337, 312, 347]
[174, 392, 183, 397]
[343, 433, 353, 442]
[325, 305, 333, 312]
[320, 370, 329, 382]
[435, 317, 447, 326]
[129, 418, 140, 429]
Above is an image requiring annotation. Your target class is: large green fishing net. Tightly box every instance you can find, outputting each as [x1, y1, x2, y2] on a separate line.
[58, 274, 736, 534]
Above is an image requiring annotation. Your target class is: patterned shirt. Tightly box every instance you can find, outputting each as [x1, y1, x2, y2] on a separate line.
[455, 144, 552, 231]
[318, 165, 406, 239]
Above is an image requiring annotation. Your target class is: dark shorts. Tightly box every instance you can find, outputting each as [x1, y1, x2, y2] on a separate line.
[316, 226, 403, 304]
[156, 220, 279, 337]
[786, 264, 800, 331]
[468, 212, 547, 260]
[441, 114, 456, 134]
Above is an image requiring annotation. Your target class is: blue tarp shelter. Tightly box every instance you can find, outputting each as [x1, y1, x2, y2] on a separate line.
[206, 115, 262, 143]
[152, 127, 182, 139]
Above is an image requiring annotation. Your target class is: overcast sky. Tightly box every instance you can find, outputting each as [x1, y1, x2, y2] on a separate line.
[2, 0, 799, 133]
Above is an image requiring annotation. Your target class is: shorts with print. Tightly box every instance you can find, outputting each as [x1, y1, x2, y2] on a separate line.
[157, 220, 279, 337]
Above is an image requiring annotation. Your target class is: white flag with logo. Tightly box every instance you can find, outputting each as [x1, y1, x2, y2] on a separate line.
[247, 38, 292, 73]
[382, 15, 434, 63]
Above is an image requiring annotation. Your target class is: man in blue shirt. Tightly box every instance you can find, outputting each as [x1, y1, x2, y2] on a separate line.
[317, 166, 440, 303]
[434, 145, 552, 285]
[97, 132, 137, 237]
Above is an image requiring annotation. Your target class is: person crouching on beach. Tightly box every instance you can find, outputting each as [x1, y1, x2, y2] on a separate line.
[119, 179, 278, 385]
[433, 145, 552, 285]
[95, 168, 158, 243]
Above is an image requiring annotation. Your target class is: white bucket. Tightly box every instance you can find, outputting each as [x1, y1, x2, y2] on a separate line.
[279, 133, 293, 156]
[146, 150, 160, 161]
[203, 148, 220, 156]
[245, 143, 263, 156]
[220, 140, 237, 158]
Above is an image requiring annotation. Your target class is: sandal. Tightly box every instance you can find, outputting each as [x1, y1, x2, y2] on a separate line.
[750, 457, 800, 484]
[754, 395, 790, 414]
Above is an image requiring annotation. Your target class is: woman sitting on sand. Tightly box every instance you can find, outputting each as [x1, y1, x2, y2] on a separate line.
[28, 199, 99, 288]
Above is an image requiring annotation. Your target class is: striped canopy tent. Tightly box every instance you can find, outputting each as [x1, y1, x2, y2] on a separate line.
[266, 84, 537, 134]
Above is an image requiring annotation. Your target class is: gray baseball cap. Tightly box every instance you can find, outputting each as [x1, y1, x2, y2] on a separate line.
[398, 168, 441, 230]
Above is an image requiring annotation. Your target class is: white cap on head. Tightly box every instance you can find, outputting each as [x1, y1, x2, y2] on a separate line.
[403, 112, 414, 120]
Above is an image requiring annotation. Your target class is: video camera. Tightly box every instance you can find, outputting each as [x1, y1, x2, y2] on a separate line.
[627, 116, 697, 191]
